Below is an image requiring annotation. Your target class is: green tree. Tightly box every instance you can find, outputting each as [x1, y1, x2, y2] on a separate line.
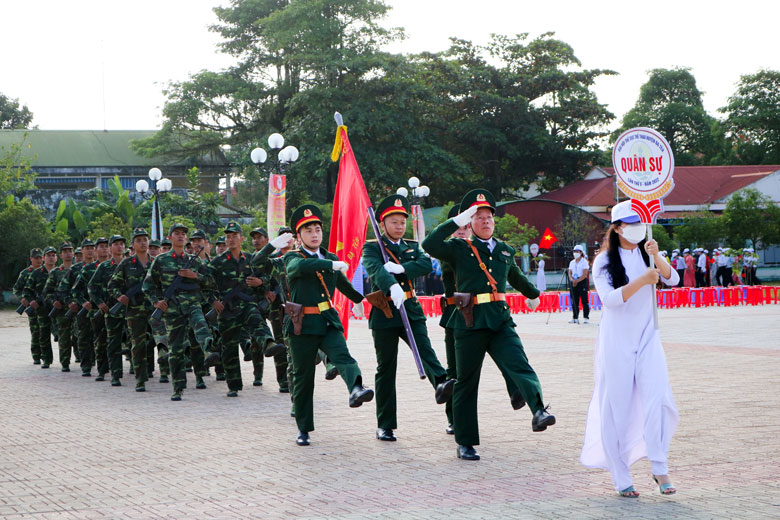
[721, 188, 780, 249]
[0, 198, 58, 289]
[615, 68, 718, 165]
[0, 93, 34, 129]
[671, 210, 723, 250]
[0, 132, 37, 198]
[494, 214, 538, 256]
[720, 69, 780, 164]
[88, 213, 132, 243]
[650, 224, 678, 253]
[54, 198, 90, 245]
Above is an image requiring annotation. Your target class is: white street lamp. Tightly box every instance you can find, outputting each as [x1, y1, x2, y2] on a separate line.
[148, 167, 162, 181]
[250, 147, 267, 164]
[268, 133, 285, 149]
[408, 176, 420, 189]
[135, 179, 149, 194]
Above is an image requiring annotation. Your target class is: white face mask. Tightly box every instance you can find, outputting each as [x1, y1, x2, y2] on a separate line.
[620, 223, 646, 244]
[573, 252, 582, 259]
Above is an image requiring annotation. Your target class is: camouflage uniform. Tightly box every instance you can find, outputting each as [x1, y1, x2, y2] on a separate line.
[73, 239, 109, 377]
[108, 229, 157, 389]
[142, 223, 215, 398]
[13, 257, 40, 363]
[23, 248, 57, 367]
[43, 242, 76, 370]
[89, 241, 125, 384]
[61, 240, 95, 375]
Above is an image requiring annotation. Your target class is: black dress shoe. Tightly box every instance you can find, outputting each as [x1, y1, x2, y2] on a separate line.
[82, 371, 91, 377]
[349, 385, 374, 408]
[446, 424, 455, 435]
[215, 373, 226, 381]
[435, 378, 457, 404]
[296, 431, 310, 446]
[253, 378, 263, 387]
[226, 390, 238, 397]
[95, 375, 105, 382]
[456, 445, 480, 460]
[264, 342, 286, 358]
[33, 359, 41, 365]
[41, 363, 50, 369]
[195, 376, 207, 390]
[159, 375, 169, 383]
[111, 378, 121, 387]
[376, 428, 396, 441]
[203, 351, 221, 369]
[171, 390, 183, 401]
[532, 406, 556, 432]
[511, 389, 526, 410]
[61, 367, 70, 373]
[324, 366, 340, 380]
[279, 386, 290, 393]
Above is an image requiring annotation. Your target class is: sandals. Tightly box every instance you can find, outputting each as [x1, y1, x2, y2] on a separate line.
[618, 485, 640, 498]
[653, 475, 677, 495]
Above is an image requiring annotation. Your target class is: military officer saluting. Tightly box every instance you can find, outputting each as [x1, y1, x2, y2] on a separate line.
[362, 195, 455, 442]
[275, 204, 373, 446]
[422, 189, 554, 461]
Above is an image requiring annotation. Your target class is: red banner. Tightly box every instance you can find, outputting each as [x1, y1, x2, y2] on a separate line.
[539, 227, 558, 249]
[329, 126, 370, 338]
[267, 174, 287, 238]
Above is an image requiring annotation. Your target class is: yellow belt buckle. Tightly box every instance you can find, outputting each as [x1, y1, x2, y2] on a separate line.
[317, 301, 330, 312]
[476, 293, 491, 304]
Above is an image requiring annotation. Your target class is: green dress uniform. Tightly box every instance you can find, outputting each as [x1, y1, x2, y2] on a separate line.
[142, 223, 215, 400]
[43, 242, 76, 370]
[89, 237, 126, 385]
[23, 247, 58, 368]
[422, 189, 554, 455]
[281, 205, 372, 442]
[13, 251, 41, 364]
[108, 228, 157, 390]
[362, 195, 452, 437]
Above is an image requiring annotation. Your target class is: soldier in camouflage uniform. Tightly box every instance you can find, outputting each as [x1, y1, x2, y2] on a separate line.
[188, 229, 217, 382]
[74, 247, 83, 264]
[161, 238, 172, 253]
[43, 242, 76, 371]
[73, 237, 110, 380]
[205, 222, 277, 397]
[142, 223, 215, 401]
[64, 239, 97, 376]
[89, 235, 127, 386]
[214, 236, 227, 255]
[109, 228, 158, 391]
[23, 246, 59, 368]
[13, 248, 44, 364]
[146, 239, 170, 383]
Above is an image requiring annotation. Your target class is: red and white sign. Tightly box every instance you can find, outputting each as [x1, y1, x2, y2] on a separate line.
[612, 127, 675, 202]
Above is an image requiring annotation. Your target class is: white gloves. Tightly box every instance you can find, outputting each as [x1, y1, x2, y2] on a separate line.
[389, 283, 406, 309]
[383, 261, 405, 274]
[526, 297, 540, 311]
[352, 301, 365, 318]
[331, 260, 349, 274]
[270, 232, 293, 249]
[452, 205, 478, 227]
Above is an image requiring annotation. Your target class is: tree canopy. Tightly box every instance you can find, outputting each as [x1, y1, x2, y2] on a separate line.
[0, 93, 34, 129]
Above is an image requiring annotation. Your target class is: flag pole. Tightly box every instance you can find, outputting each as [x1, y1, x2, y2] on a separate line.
[648, 223, 659, 329]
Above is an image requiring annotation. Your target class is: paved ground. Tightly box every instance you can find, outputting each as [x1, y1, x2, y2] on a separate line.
[0, 305, 778, 519]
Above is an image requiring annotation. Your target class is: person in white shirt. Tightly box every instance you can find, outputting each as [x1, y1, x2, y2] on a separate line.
[716, 247, 731, 287]
[696, 249, 708, 287]
[567, 245, 590, 324]
[743, 247, 759, 285]
[581, 200, 679, 498]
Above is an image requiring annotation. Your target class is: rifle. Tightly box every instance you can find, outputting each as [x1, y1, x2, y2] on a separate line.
[64, 307, 75, 319]
[204, 282, 255, 322]
[48, 304, 61, 318]
[367, 206, 426, 380]
[109, 282, 143, 315]
[15, 304, 25, 315]
[150, 246, 205, 321]
[77, 305, 102, 319]
[23, 298, 42, 316]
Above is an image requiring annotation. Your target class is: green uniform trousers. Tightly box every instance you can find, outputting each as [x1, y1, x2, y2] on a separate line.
[289, 328, 363, 433]
[105, 314, 125, 379]
[55, 314, 74, 368]
[92, 313, 108, 376]
[453, 326, 544, 446]
[27, 314, 42, 362]
[31, 311, 53, 365]
[218, 303, 271, 391]
[127, 312, 154, 384]
[76, 312, 95, 373]
[150, 319, 170, 377]
[372, 320, 448, 430]
[164, 300, 211, 391]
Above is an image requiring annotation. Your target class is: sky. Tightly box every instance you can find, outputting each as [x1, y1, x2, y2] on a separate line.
[1, 0, 778, 132]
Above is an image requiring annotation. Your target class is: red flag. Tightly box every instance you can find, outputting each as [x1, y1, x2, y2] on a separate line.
[539, 227, 558, 249]
[329, 125, 371, 338]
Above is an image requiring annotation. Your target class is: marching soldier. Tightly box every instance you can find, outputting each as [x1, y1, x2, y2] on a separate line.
[23, 247, 58, 368]
[422, 189, 553, 461]
[73, 237, 110, 380]
[13, 248, 44, 364]
[74, 247, 83, 264]
[65, 239, 97, 376]
[273, 204, 373, 446]
[147, 238, 171, 382]
[108, 228, 157, 392]
[362, 195, 455, 442]
[214, 236, 227, 255]
[149, 239, 162, 258]
[161, 238, 172, 253]
[89, 235, 127, 386]
[43, 242, 76, 371]
[142, 223, 215, 401]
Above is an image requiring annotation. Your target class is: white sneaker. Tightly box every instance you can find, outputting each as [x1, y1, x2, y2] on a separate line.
[568, 319, 579, 324]
[583, 318, 590, 324]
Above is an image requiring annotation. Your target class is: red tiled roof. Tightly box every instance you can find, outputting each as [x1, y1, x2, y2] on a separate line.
[535, 165, 780, 206]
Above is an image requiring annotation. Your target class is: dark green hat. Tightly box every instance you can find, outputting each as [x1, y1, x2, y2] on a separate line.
[161, 238, 172, 247]
[109, 234, 126, 245]
[459, 189, 496, 214]
[277, 226, 293, 236]
[81, 238, 95, 247]
[190, 228, 206, 239]
[149, 239, 161, 247]
[291, 205, 322, 233]
[376, 195, 410, 222]
[131, 227, 149, 240]
[59, 241, 74, 251]
[249, 227, 268, 238]
[95, 237, 109, 245]
[168, 222, 189, 236]
[43, 246, 57, 255]
[447, 205, 460, 219]
[215, 235, 226, 245]
[75, 247, 82, 254]
[224, 221, 242, 234]
[30, 248, 43, 257]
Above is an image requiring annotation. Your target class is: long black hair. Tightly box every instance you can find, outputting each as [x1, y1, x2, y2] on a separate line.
[600, 222, 649, 289]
